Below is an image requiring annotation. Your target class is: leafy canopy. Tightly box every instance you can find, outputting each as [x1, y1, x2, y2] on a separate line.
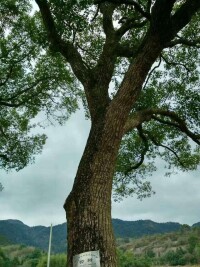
[0, 0, 200, 198]
[0, 0, 79, 171]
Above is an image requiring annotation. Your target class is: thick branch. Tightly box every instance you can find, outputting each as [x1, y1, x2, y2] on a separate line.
[95, 0, 151, 20]
[116, 43, 138, 58]
[116, 18, 148, 37]
[108, 34, 162, 126]
[152, 114, 200, 145]
[150, 0, 177, 43]
[110, 1, 195, 117]
[171, 0, 200, 35]
[145, 0, 199, 47]
[87, 5, 120, 119]
[100, 3, 115, 36]
[151, 0, 176, 18]
[124, 109, 200, 145]
[123, 110, 152, 133]
[35, 0, 90, 85]
[95, 3, 118, 74]
[166, 37, 200, 48]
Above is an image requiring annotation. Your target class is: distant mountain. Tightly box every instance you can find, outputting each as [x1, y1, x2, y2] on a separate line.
[113, 219, 181, 238]
[0, 219, 199, 253]
[0, 219, 67, 253]
[192, 222, 200, 228]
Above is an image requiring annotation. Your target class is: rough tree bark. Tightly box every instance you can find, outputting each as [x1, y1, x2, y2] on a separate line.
[64, 35, 163, 266]
[35, 0, 200, 266]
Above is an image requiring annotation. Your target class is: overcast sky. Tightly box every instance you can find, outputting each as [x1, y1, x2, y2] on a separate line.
[0, 108, 199, 227]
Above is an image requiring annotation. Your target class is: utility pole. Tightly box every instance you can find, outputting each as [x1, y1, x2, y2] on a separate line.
[47, 224, 53, 267]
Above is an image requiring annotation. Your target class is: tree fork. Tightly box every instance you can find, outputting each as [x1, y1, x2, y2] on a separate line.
[63, 32, 164, 266]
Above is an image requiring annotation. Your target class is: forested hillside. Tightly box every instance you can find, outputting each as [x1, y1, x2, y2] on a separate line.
[0, 219, 188, 253]
[117, 226, 200, 266]
[0, 219, 199, 254]
[0, 220, 66, 253]
[112, 219, 181, 237]
[1, 225, 200, 267]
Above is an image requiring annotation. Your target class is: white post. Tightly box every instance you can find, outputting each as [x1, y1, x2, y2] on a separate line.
[47, 224, 53, 267]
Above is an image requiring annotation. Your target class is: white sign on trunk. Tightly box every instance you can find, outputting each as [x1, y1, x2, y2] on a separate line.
[73, 250, 100, 267]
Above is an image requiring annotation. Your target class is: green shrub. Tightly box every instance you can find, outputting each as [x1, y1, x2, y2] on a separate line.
[160, 248, 186, 266]
[145, 249, 155, 258]
[117, 249, 152, 267]
[36, 254, 66, 267]
[188, 235, 198, 253]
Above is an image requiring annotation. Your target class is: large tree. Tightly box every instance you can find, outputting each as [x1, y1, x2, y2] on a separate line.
[1, 0, 200, 266]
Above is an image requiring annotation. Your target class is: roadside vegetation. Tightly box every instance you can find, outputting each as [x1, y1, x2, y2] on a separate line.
[117, 225, 200, 266]
[1, 226, 200, 267]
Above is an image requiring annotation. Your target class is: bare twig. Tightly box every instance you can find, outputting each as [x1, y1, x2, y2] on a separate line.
[0, 66, 13, 87]
[124, 125, 149, 174]
[91, 5, 100, 22]
[161, 54, 191, 73]
[143, 56, 162, 90]
[145, 130, 185, 167]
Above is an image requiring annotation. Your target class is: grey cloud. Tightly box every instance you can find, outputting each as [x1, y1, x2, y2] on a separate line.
[112, 168, 200, 225]
[0, 110, 90, 226]
[0, 109, 199, 227]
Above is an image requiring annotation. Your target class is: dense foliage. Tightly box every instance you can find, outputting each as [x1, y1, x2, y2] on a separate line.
[37, 254, 67, 267]
[0, 0, 79, 174]
[0, 246, 42, 267]
[117, 250, 152, 267]
[0, 0, 199, 197]
[117, 226, 200, 266]
[0, 244, 66, 267]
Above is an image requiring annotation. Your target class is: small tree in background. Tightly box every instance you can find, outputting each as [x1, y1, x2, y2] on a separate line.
[188, 235, 198, 254]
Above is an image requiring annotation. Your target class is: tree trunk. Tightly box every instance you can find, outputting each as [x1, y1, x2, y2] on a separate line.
[64, 115, 125, 267]
[64, 35, 163, 267]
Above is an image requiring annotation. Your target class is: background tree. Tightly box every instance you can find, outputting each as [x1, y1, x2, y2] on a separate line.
[1, 0, 200, 266]
[36, 254, 67, 267]
[0, 0, 79, 186]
